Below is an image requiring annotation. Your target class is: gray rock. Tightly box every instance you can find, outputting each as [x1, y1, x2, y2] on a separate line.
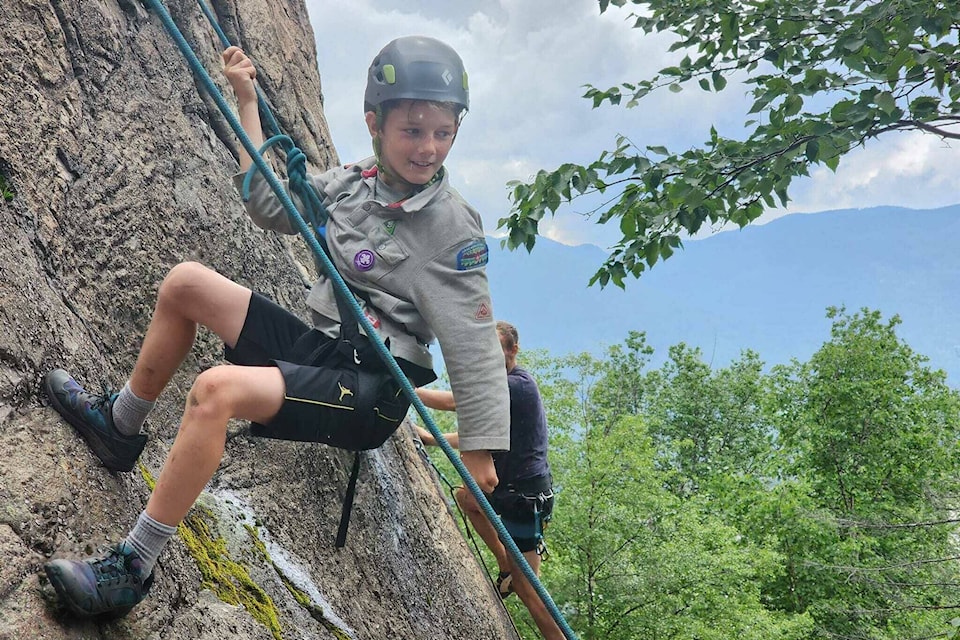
[0, 0, 517, 638]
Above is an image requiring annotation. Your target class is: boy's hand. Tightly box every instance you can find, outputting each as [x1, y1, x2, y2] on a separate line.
[460, 450, 498, 493]
[222, 46, 257, 105]
[415, 425, 434, 444]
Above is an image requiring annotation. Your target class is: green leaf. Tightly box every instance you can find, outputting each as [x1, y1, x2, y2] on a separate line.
[712, 71, 727, 91]
[644, 241, 659, 268]
[909, 96, 940, 119]
[783, 94, 803, 117]
[875, 91, 896, 114]
[644, 169, 663, 190]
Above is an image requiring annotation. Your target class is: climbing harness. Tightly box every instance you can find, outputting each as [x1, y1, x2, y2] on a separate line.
[143, 1, 578, 638]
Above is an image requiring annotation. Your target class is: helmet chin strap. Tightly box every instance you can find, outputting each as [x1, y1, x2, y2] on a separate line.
[371, 134, 412, 192]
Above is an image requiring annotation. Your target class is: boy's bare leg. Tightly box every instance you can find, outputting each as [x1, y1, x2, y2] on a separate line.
[43, 262, 286, 618]
[128, 261, 253, 401]
[507, 550, 565, 640]
[454, 488, 564, 639]
[146, 363, 284, 526]
[454, 486, 509, 571]
[124, 260, 288, 525]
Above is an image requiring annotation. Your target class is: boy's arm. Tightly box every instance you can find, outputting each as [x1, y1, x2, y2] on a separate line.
[414, 425, 460, 449]
[412, 247, 510, 455]
[224, 44, 309, 236]
[410, 239, 509, 493]
[415, 387, 457, 412]
[222, 46, 263, 172]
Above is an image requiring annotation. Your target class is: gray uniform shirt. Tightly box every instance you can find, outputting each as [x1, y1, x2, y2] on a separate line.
[233, 157, 509, 452]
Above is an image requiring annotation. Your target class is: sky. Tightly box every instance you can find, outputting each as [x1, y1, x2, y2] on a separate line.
[304, 0, 960, 250]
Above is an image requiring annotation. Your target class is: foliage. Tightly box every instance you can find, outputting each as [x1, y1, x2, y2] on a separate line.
[760, 307, 960, 639]
[540, 346, 811, 640]
[642, 344, 774, 495]
[416, 309, 960, 639]
[498, 0, 960, 287]
[0, 174, 13, 202]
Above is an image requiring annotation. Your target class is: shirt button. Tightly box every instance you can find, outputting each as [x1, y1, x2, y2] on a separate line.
[363, 203, 373, 211]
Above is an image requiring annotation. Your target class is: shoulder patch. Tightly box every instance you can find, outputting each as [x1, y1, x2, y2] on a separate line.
[456, 239, 489, 271]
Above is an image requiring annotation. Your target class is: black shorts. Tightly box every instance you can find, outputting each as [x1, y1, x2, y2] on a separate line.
[488, 474, 554, 553]
[225, 292, 434, 450]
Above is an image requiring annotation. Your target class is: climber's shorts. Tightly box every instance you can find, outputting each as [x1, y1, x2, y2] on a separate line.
[224, 292, 433, 450]
[488, 474, 555, 553]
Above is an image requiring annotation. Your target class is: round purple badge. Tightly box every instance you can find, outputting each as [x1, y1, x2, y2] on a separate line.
[354, 249, 375, 271]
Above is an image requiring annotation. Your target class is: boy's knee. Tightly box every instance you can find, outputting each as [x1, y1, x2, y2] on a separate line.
[184, 366, 239, 422]
[454, 487, 480, 513]
[158, 261, 207, 307]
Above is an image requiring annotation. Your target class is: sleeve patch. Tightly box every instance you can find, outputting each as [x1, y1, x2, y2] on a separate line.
[456, 240, 489, 271]
[475, 302, 491, 320]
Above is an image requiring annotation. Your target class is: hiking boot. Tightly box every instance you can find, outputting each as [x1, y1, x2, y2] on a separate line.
[44, 542, 154, 618]
[44, 369, 146, 472]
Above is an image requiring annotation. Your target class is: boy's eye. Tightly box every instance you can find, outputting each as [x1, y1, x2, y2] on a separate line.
[404, 129, 420, 136]
[436, 131, 452, 140]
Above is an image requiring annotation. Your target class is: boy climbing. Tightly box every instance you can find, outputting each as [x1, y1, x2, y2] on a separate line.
[42, 35, 509, 618]
[416, 321, 562, 640]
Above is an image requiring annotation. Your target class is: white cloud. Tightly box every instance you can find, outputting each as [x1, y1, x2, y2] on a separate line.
[753, 131, 960, 225]
[304, 0, 960, 249]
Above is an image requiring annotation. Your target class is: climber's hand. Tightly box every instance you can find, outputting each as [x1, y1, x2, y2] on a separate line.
[222, 46, 257, 105]
[460, 450, 498, 493]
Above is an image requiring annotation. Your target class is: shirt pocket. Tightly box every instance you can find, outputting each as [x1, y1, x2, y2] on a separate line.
[370, 225, 408, 268]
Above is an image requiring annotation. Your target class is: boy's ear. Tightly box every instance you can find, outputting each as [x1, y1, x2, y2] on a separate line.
[364, 111, 379, 137]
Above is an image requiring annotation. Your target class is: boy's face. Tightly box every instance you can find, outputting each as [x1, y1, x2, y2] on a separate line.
[365, 100, 458, 188]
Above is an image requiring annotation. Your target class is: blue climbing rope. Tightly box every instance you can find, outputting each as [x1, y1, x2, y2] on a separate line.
[196, 0, 283, 139]
[146, 1, 578, 638]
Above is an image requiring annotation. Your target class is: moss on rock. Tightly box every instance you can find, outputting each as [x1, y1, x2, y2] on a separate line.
[140, 464, 285, 640]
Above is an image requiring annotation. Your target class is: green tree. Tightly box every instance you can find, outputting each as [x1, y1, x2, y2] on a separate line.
[638, 344, 774, 497]
[542, 345, 811, 640]
[759, 307, 960, 639]
[499, 0, 960, 287]
[588, 330, 654, 431]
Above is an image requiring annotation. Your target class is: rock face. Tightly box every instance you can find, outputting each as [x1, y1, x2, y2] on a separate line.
[0, 1, 518, 639]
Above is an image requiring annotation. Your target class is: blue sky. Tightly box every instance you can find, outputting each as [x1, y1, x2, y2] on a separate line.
[304, 0, 960, 249]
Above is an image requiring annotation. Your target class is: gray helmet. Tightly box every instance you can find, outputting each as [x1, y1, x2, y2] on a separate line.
[364, 36, 469, 111]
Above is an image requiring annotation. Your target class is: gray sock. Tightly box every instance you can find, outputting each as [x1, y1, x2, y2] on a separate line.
[112, 382, 155, 436]
[125, 511, 177, 576]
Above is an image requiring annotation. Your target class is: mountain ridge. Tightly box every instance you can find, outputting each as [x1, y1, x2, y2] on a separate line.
[485, 204, 960, 384]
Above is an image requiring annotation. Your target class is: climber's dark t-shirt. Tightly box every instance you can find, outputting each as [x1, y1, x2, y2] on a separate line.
[491, 366, 550, 487]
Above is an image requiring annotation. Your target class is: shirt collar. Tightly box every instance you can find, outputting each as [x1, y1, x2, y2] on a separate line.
[356, 157, 447, 213]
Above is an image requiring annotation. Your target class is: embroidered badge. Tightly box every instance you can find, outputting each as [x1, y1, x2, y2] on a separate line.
[363, 306, 381, 329]
[354, 249, 375, 271]
[456, 240, 489, 271]
[383, 220, 397, 235]
[475, 302, 491, 320]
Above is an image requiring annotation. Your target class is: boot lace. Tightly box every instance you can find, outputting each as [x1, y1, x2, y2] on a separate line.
[91, 546, 137, 585]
